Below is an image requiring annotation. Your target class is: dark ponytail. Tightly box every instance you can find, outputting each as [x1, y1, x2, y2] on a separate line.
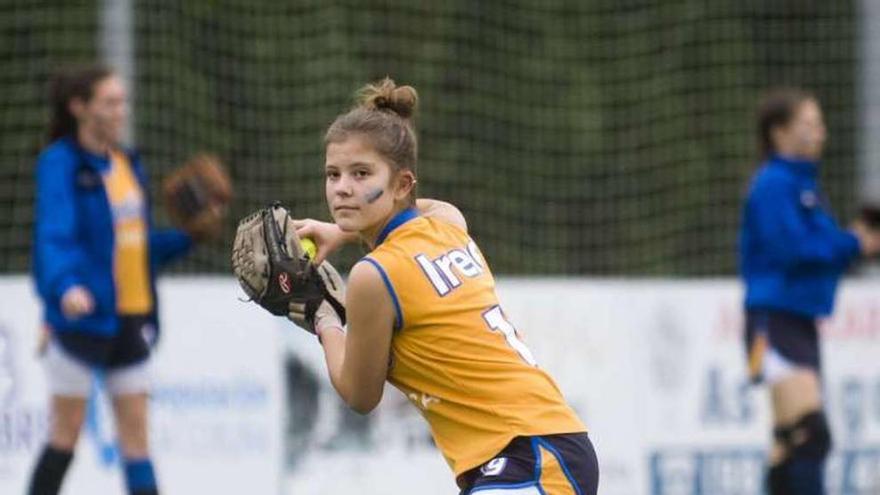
[47, 65, 113, 142]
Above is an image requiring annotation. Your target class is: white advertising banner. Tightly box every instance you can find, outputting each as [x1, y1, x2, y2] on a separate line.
[283, 279, 880, 495]
[2, 276, 879, 494]
[0, 276, 283, 495]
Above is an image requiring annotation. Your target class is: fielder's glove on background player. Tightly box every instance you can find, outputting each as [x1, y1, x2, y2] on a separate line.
[163, 153, 233, 241]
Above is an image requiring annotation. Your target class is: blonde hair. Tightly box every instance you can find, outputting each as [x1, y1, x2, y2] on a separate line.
[325, 77, 419, 203]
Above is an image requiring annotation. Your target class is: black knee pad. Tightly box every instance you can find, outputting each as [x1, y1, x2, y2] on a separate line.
[774, 410, 832, 460]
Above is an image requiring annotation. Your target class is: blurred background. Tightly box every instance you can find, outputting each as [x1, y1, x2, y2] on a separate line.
[1, 1, 879, 494]
[1, 0, 870, 276]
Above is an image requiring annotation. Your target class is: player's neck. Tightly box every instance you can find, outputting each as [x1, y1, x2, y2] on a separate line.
[77, 128, 113, 157]
[360, 218, 391, 250]
[360, 229, 381, 250]
[361, 205, 410, 249]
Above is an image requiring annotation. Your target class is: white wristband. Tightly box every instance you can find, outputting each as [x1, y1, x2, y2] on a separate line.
[316, 323, 344, 344]
[315, 312, 344, 339]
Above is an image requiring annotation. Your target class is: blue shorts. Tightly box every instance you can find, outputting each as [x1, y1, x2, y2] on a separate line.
[745, 309, 820, 384]
[457, 433, 599, 495]
[55, 315, 155, 369]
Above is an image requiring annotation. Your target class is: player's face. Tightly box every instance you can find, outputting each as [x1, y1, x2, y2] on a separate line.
[777, 98, 826, 161]
[75, 75, 128, 147]
[325, 135, 398, 238]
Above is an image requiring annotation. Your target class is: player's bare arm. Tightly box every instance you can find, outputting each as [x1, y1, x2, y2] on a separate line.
[320, 260, 395, 414]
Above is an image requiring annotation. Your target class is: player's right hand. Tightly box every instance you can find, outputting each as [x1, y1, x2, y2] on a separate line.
[289, 262, 347, 339]
[852, 219, 880, 257]
[291, 219, 357, 264]
[61, 285, 94, 320]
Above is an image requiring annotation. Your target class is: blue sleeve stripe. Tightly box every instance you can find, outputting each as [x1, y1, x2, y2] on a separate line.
[360, 257, 403, 331]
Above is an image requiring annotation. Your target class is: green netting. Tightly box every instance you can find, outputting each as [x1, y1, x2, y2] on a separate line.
[0, 1, 99, 273]
[0, 0, 859, 275]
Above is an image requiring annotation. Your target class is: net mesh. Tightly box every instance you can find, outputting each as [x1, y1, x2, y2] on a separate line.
[0, 0, 860, 275]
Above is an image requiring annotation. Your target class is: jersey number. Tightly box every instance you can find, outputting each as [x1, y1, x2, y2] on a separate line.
[482, 306, 537, 366]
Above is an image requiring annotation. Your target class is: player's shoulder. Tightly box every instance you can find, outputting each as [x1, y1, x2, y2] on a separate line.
[372, 216, 464, 259]
[38, 138, 79, 169]
[423, 215, 469, 238]
[750, 160, 798, 195]
[351, 256, 397, 304]
[350, 258, 386, 289]
[404, 214, 471, 244]
[365, 221, 431, 279]
[422, 200, 468, 232]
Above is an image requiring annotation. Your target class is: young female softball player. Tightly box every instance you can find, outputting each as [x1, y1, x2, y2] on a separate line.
[29, 65, 194, 495]
[293, 77, 599, 495]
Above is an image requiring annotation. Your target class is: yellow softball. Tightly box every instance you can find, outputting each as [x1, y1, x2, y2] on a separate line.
[300, 238, 317, 260]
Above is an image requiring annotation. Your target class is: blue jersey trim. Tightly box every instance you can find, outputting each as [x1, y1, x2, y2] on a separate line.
[375, 207, 419, 246]
[360, 257, 403, 331]
[535, 437, 584, 495]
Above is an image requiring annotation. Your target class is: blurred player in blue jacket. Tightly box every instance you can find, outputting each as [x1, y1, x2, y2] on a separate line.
[740, 88, 880, 495]
[28, 65, 193, 495]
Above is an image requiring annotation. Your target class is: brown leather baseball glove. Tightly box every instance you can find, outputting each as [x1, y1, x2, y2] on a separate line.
[162, 154, 233, 241]
[231, 203, 346, 334]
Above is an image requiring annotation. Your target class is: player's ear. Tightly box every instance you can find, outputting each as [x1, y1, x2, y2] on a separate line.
[69, 97, 87, 122]
[393, 170, 416, 201]
[770, 125, 788, 155]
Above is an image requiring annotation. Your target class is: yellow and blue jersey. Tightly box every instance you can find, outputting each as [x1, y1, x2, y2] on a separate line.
[362, 208, 586, 476]
[102, 150, 153, 315]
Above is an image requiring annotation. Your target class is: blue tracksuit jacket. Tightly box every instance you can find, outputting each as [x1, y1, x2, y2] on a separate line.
[32, 136, 192, 337]
[739, 154, 861, 318]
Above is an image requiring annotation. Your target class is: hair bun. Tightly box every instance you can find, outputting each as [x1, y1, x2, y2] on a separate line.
[358, 77, 418, 119]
